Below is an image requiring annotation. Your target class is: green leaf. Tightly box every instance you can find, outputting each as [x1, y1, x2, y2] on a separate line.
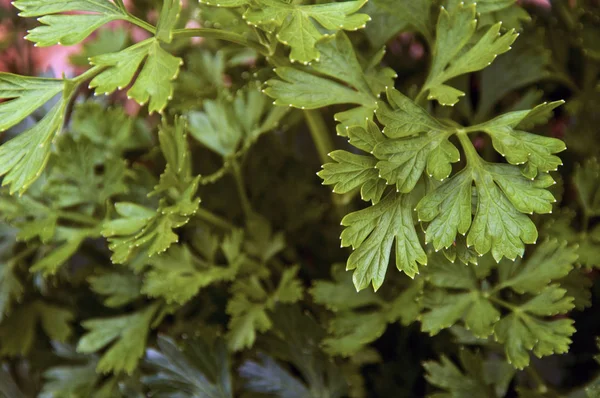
[311, 264, 383, 312]
[188, 86, 287, 157]
[472, 102, 566, 178]
[144, 335, 233, 398]
[88, 271, 142, 308]
[141, 244, 239, 305]
[77, 303, 159, 374]
[574, 158, 600, 216]
[417, 170, 473, 251]
[226, 266, 304, 351]
[0, 260, 23, 323]
[0, 74, 64, 131]
[0, 301, 73, 356]
[240, 355, 310, 398]
[423, 2, 518, 105]
[363, 0, 432, 47]
[102, 174, 200, 263]
[476, 29, 550, 120]
[0, 100, 65, 194]
[15, 0, 126, 47]
[341, 192, 427, 291]
[498, 240, 578, 294]
[89, 38, 182, 114]
[264, 33, 390, 134]
[421, 289, 500, 338]
[494, 312, 575, 369]
[156, 0, 182, 44]
[240, 0, 370, 64]
[318, 150, 386, 204]
[424, 350, 510, 398]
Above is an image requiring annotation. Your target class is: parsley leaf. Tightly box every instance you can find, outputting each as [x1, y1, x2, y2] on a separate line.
[341, 192, 427, 291]
[77, 303, 160, 374]
[226, 265, 303, 351]
[0, 301, 73, 356]
[14, 0, 128, 47]
[89, 38, 183, 114]
[421, 1, 518, 106]
[202, 0, 370, 63]
[88, 271, 142, 308]
[144, 335, 233, 398]
[264, 32, 394, 134]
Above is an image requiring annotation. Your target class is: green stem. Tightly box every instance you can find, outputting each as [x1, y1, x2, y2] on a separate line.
[526, 365, 549, 394]
[488, 295, 519, 312]
[195, 208, 235, 231]
[71, 65, 106, 86]
[304, 110, 334, 166]
[125, 15, 156, 34]
[415, 88, 428, 106]
[9, 246, 38, 266]
[57, 211, 99, 226]
[304, 110, 357, 209]
[230, 159, 252, 216]
[172, 28, 268, 55]
[456, 131, 483, 167]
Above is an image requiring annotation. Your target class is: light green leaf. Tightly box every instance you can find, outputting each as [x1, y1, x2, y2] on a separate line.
[468, 171, 538, 262]
[472, 102, 566, 178]
[142, 245, 239, 305]
[494, 312, 575, 369]
[15, 0, 126, 47]
[341, 192, 427, 291]
[89, 38, 182, 114]
[374, 131, 459, 192]
[156, 0, 182, 43]
[103, 182, 200, 263]
[318, 150, 386, 204]
[418, 170, 473, 251]
[0, 100, 65, 194]
[423, 2, 518, 105]
[322, 312, 388, 356]
[30, 229, 89, 275]
[88, 272, 141, 308]
[0, 73, 63, 131]
[77, 303, 159, 374]
[242, 0, 370, 63]
[264, 33, 389, 134]
[375, 89, 446, 138]
[188, 86, 287, 157]
[498, 240, 578, 294]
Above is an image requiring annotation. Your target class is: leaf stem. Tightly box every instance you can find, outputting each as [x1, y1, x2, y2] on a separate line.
[71, 65, 107, 86]
[9, 246, 38, 267]
[195, 208, 235, 231]
[125, 16, 156, 34]
[230, 158, 253, 216]
[172, 28, 268, 55]
[304, 110, 334, 166]
[456, 131, 483, 168]
[488, 295, 519, 312]
[57, 211, 99, 226]
[304, 110, 356, 208]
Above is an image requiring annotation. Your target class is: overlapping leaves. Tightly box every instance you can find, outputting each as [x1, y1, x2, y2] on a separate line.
[200, 0, 370, 63]
[264, 32, 395, 134]
[420, 240, 578, 369]
[322, 87, 565, 290]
